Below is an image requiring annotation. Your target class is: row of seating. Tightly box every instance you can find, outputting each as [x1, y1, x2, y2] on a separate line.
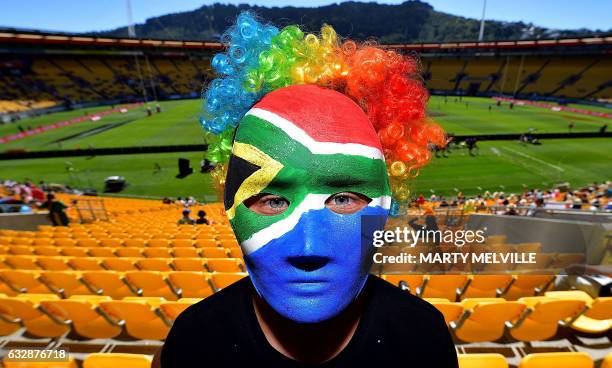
[427, 292, 611, 341]
[0, 289, 606, 342]
[3, 351, 611, 368]
[0, 256, 244, 272]
[0, 245, 241, 258]
[0, 270, 246, 299]
[382, 274, 556, 301]
[0, 237, 238, 248]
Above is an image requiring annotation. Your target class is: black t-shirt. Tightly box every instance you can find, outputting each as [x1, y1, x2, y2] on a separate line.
[161, 275, 458, 367]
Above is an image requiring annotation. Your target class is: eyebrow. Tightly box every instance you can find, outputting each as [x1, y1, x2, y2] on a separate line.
[321, 176, 369, 188]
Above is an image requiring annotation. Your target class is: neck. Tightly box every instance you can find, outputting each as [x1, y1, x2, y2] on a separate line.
[252, 291, 364, 364]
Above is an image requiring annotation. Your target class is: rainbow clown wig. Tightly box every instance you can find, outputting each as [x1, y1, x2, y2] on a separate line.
[200, 12, 446, 203]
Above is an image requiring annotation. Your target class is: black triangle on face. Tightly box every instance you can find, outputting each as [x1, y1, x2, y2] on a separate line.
[224, 154, 262, 210]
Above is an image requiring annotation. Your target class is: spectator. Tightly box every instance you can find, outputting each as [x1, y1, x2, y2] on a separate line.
[177, 210, 195, 225]
[42, 193, 69, 226]
[195, 210, 210, 225]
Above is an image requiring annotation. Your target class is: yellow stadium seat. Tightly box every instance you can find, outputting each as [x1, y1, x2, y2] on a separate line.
[40, 271, 93, 297]
[98, 299, 169, 340]
[4, 256, 40, 270]
[168, 271, 214, 298]
[173, 258, 206, 271]
[124, 271, 179, 300]
[211, 272, 248, 290]
[0, 294, 69, 338]
[173, 248, 200, 258]
[452, 299, 526, 342]
[137, 258, 173, 271]
[200, 247, 229, 259]
[123, 239, 146, 248]
[502, 274, 554, 300]
[83, 353, 152, 368]
[37, 257, 71, 271]
[89, 248, 116, 258]
[68, 258, 103, 271]
[194, 239, 217, 248]
[519, 352, 593, 368]
[545, 291, 612, 334]
[147, 239, 169, 248]
[508, 296, 586, 341]
[159, 300, 197, 324]
[0, 270, 52, 294]
[419, 275, 469, 301]
[55, 238, 77, 247]
[460, 275, 514, 299]
[4, 357, 78, 368]
[34, 246, 62, 256]
[77, 239, 99, 248]
[207, 258, 244, 273]
[229, 248, 243, 258]
[171, 239, 194, 248]
[116, 247, 143, 257]
[0, 237, 12, 245]
[382, 274, 424, 294]
[427, 300, 464, 325]
[40, 296, 121, 339]
[61, 247, 89, 257]
[143, 248, 171, 258]
[100, 239, 122, 248]
[458, 353, 508, 368]
[11, 238, 33, 246]
[102, 258, 138, 271]
[9, 246, 34, 255]
[219, 239, 239, 248]
[82, 271, 137, 299]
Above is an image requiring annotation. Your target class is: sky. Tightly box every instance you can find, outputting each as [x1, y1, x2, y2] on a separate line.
[0, 0, 609, 33]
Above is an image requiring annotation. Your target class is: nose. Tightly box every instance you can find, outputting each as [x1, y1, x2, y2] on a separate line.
[288, 256, 329, 272]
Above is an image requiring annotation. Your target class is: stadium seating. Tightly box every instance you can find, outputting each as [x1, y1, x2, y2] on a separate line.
[458, 353, 508, 368]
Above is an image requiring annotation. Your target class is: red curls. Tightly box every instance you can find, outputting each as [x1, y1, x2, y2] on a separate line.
[338, 45, 446, 177]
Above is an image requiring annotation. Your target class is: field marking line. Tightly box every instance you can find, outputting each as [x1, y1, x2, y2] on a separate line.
[500, 146, 565, 172]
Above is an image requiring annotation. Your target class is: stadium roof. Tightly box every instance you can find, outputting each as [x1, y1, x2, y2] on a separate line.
[0, 30, 610, 52]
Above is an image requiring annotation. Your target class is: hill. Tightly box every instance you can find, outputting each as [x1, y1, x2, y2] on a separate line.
[97, 1, 603, 43]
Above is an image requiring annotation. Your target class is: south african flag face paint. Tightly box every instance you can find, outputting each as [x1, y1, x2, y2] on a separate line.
[225, 84, 391, 323]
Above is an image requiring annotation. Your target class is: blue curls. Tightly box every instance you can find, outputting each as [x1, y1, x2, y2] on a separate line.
[200, 12, 279, 134]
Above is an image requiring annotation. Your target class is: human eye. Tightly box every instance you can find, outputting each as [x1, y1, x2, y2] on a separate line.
[245, 193, 290, 216]
[325, 192, 371, 214]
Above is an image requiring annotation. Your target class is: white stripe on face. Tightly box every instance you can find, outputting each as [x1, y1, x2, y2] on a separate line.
[245, 108, 384, 161]
[241, 194, 391, 255]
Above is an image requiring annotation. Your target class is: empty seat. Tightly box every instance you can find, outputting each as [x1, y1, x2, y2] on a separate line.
[98, 299, 169, 340]
[502, 274, 554, 300]
[519, 352, 593, 368]
[0, 294, 69, 338]
[116, 247, 143, 258]
[55, 238, 77, 247]
[452, 299, 526, 342]
[194, 239, 217, 248]
[62, 247, 89, 257]
[168, 271, 214, 298]
[77, 239, 99, 248]
[419, 275, 469, 301]
[173, 258, 207, 271]
[460, 275, 514, 299]
[68, 258, 103, 271]
[100, 239, 122, 248]
[83, 353, 152, 368]
[137, 258, 173, 272]
[102, 258, 138, 271]
[40, 271, 93, 297]
[124, 271, 179, 300]
[173, 248, 200, 258]
[123, 239, 146, 248]
[34, 246, 61, 256]
[143, 248, 171, 258]
[11, 238, 33, 246]
[545, 291, 612, 334]
[4, 255, 40, 270]
[37, 257, 71, 271]
[458, 354, 508, 368]
[212, 272, 248, 290]
[602, 352, 612, 368]
[159, 300, 198, 324]
[4, 357, 77, 368]
[0, 270, 52, 294]
[229, 248, 243, 258]
[40, 296, 121, 339]
[508, 296, 586, 341]
[89, 248, 116, 258]
[207, 258, 243, 272]
[171, 239, 194, 248]
[9, 246, 34, 255]
[82, 271, 137, 299]
[147, 239, 169, 248]
[200, 247, 229, 259]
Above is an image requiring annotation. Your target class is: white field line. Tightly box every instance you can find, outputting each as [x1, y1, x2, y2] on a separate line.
[500, 146, 565, 172]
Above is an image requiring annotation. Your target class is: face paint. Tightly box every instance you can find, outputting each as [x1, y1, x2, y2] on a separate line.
[225, 84, 391, 323]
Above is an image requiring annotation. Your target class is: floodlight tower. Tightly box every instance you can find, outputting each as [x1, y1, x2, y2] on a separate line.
[478, 0, 487, 41]
[125, 0, 151, 108]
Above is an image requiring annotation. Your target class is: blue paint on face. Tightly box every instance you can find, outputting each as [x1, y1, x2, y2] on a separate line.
[244, 206, 388, 323]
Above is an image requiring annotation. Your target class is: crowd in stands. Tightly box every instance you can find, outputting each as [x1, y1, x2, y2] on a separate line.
[414, 181, 612, 215]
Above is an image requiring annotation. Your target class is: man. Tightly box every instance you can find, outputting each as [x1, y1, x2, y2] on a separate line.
[176, 209, 195, 225]
[160, 85, 457, 366]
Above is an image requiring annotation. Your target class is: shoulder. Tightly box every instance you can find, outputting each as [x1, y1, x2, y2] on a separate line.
[368, 275, 446, 327]
[176, 276, 251, 326]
